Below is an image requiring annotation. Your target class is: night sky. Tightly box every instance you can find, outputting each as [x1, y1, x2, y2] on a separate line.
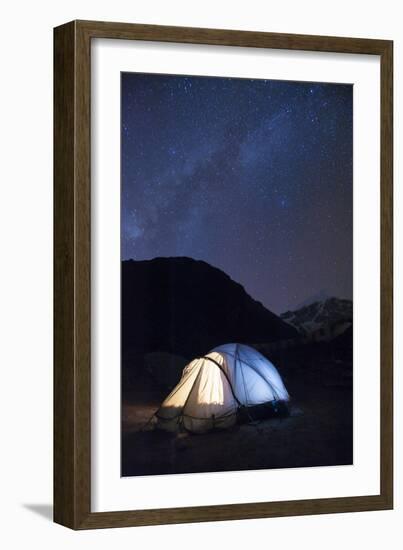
[121, 73, 352, 314]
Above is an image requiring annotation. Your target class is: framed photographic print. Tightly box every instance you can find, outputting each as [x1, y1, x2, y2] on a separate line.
[54, 20, 393, 529]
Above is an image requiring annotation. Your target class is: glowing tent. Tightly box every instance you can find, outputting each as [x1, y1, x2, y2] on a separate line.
[154, 343, 289, 434]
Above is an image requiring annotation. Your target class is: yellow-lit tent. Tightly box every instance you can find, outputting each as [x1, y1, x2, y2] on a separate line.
[154, 343, 289, 434]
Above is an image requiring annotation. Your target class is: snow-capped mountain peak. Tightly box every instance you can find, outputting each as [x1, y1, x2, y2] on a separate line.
[280, 297, 352, 337]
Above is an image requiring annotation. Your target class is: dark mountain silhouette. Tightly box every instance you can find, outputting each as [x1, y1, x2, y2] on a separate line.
[333, 324, 353, 354]
[122, 257, 298, 358]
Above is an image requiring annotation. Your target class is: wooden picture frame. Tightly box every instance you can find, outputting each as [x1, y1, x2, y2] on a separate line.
[54, 20, 393, 529]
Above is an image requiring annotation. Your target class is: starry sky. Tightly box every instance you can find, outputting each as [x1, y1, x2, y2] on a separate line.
[121, 73, 353, 314]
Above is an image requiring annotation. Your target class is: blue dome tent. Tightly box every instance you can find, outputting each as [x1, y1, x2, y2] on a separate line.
[154, 343, 289, 434]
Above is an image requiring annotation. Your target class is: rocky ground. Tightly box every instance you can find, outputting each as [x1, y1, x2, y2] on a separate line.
[121, 344, 353, 477]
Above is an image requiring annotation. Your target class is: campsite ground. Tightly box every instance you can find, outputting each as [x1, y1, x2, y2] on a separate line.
[121, 344, 353, 477]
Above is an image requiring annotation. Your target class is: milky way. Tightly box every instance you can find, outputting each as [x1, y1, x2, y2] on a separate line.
[121, 73, 352, 313]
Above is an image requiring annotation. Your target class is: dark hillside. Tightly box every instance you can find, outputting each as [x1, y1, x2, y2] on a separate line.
[122, 257, 298, 358]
